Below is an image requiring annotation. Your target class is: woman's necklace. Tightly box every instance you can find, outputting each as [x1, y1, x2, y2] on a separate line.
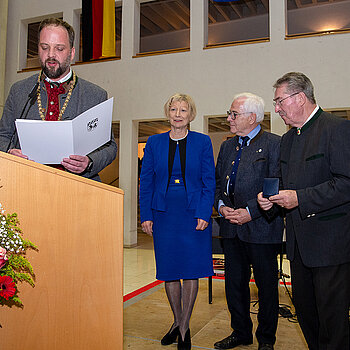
[36, 70, 76, 121]
[170, 129, 188, 142]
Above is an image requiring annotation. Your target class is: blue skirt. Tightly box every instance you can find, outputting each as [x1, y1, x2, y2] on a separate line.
[152, 178, 213, 281]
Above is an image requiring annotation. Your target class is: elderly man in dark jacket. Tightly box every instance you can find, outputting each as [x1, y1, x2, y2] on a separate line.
[259, 72, 350, 350]
[214, 93, 283, 350]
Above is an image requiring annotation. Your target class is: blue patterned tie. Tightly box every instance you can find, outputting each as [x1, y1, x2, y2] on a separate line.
[228, 136, 249, 204]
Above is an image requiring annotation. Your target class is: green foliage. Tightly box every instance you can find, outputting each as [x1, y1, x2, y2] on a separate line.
[0, 205, 37, 308]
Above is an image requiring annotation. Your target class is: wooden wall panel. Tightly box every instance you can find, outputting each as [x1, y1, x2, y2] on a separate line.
[0, 152, 124, 350]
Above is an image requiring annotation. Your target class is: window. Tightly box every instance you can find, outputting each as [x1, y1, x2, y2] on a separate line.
[138, 119, 170, 139]
[207, 0, 269, 47]
[286, 0, 350, 38]
[324, 109, 350, 120]
[139, 0, 190, 54]
[27, 21, 41, 68]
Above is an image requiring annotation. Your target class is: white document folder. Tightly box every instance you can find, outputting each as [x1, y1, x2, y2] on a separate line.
[15, 97, 114, 164]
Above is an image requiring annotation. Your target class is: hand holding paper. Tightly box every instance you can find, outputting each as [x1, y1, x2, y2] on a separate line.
[15, 98, 113, 164]
[8, 149, 28, 159]
[61, 155, 90, 174]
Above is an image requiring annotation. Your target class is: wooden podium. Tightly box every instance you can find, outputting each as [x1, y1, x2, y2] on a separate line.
[0, 152, 124, 350]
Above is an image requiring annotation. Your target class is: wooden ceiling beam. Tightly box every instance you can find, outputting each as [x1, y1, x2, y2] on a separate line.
[208, 12, 217, 24]
[157, 4, 183, 30]
[208, 1, 218, 22]
[210, 0, 231, 21]
[163, 2, 190, 28]
[142, 6, 173, 32]
[175, 0, 190, 18]
[140, 14, 160, 35]
[260, 0, 269, 11]
[244, 0, 257, 15]
[170, 3, 190, 27]
[229, 3, 243, 18]
[295, 0, 303, 8]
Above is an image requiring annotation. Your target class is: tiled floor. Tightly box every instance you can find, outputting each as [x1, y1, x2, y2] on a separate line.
[123, 232, 292, 296]
[123, 233, 303, 350]
[123, 232, 157, 296]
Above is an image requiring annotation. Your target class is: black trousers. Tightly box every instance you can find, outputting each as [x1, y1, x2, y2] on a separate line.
[291, 243, 350, 350]
[222, 237, 280, 344]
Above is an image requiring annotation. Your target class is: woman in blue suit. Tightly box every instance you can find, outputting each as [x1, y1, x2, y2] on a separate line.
[139, 93, 215, 350]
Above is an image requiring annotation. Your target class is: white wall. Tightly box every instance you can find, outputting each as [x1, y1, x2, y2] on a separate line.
[4, 0, 350, 246]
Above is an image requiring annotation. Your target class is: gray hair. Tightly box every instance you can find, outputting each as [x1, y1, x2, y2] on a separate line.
[273, 72, 316, 104]
[233, 92, 265, 122]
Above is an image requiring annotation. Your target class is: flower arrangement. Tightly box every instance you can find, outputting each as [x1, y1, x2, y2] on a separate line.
[0, 204, 37, 307]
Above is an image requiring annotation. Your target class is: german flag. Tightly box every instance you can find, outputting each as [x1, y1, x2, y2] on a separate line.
[82, 0, 116, 61]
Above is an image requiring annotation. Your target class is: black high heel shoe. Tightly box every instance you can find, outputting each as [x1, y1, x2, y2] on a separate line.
[161, 325, 179, 345]
[178, 329, 191, 350]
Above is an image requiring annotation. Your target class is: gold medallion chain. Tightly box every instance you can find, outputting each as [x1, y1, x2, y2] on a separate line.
[36, 70, 76, 121]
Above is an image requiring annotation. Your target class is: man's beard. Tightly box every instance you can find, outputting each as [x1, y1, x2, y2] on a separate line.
[40, 55, 71, 79]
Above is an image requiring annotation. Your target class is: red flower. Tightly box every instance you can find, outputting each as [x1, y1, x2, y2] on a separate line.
[0, 275, 16, 300]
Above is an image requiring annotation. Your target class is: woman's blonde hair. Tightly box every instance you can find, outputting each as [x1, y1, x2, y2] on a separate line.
[164, 93, 197, 122]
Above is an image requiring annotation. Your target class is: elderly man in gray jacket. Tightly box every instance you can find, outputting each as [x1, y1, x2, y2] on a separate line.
[214, 93, 283, 350]
[0, 18, 117, 181]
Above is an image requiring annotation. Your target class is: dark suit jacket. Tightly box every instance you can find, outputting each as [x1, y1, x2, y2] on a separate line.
[139, 130, 216, 224]
[280, 108, 350, 267]
[214, 130, 283, 244]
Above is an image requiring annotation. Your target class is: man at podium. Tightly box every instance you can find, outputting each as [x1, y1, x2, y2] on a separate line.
[0, 18, 117, 181]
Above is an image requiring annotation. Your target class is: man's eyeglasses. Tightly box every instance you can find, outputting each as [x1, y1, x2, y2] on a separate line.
[273, 92, 300, 108]
[226, 111, 252, 119]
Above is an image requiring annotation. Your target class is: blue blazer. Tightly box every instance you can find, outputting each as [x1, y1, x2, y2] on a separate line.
[139, 130, 216, 223]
